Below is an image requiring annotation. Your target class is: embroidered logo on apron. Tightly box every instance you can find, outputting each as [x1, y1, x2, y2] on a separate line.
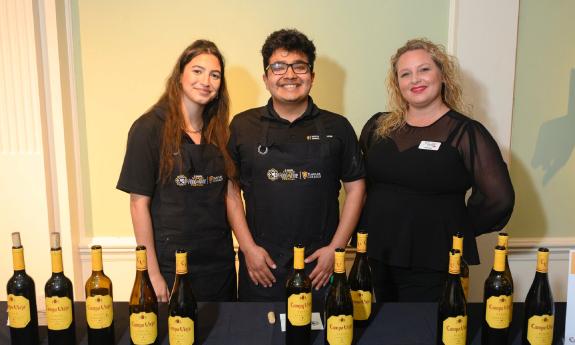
[174, 174, 223, 187]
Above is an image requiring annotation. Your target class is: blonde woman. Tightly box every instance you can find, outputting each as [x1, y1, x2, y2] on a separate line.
[359, 38, 514, 302]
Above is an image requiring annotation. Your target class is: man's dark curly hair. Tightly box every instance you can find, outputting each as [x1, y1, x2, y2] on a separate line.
[261, 29, 316, 72]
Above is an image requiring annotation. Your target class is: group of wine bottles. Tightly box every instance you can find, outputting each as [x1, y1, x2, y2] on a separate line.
[7, 232, 114, 345]
[6, 233, 196, 345]
[285, 231, 373, 345]
[437, 232, 556, 345]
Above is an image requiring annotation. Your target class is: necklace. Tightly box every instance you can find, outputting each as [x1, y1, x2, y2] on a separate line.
[185, 125, 203, 134]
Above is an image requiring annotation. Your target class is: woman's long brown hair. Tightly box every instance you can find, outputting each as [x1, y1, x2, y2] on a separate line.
[154, 40, 236, 184]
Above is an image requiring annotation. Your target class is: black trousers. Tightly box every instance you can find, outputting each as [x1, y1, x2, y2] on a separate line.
[370, 258, 447, 302]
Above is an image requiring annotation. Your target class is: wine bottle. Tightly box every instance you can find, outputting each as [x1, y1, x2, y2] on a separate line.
[286, 245, 312, 345]
[497, 232, 514, 291]
[437, 249, 467, 345]
[85, 245, 114, 344]
[348, 231, 372, 328]
[7, 232, 39, 345]
[482, 245, 513, 345]
[168, 250, 197, 345]
[129, 245, 158, 345]
[325, 248, 353, 345]
[522, 248, 554, 345]
[452, 233, 470, 300]
[45, 232, 76, 344]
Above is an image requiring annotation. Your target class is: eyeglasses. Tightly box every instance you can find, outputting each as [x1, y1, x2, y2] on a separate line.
[265, 62, 312, 75]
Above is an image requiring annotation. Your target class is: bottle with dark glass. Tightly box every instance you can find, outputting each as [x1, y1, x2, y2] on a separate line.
[7, 232, 39, 345]
[348, 231, 372, 329]
[129, 245, 158, 345]
[45, 232, 76, 344]
[325, 248, 353, 345]
[482, 245, 513, 345]
[286, 245, 311, 345]
[437, 249, 467, 345]
[522, 248, 554, 345]
[452, 232, 470, 300]
[168, 250, 197, 345]
[85, 245, 114, 344]
[497, 232, 514, 291]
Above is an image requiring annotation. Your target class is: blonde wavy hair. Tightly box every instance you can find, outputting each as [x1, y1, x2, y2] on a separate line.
[376, 38, 468, 138]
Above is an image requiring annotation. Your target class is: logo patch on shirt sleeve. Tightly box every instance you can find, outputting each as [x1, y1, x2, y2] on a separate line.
[418, 141, 441, 151]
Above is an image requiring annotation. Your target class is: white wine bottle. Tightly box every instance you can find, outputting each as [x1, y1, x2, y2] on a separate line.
[168, 250, 197, 345]
[522, 248, 554, 345]
[482, 245, 513, 345]
[437, 249, 467, 345]
[452, 233, 470, 300]
[45, 232, 76, 344]
[7, 232, 39, 345]
[129, 245, 158, 345]
[286, 245, 311, 345]
[324, 248, 353, 345]
[85, 245, 114, 344]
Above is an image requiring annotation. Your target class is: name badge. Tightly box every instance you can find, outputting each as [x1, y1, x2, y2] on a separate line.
[418, 141, 441, 151]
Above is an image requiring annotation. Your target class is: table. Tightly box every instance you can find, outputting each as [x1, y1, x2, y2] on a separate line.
[0, 301, 567, 344]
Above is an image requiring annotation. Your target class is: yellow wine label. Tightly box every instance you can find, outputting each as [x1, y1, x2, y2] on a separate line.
[287, 292, 312, 326]
[175, 252, 188, 274]
[449, 252, 461, 275]
[169, 316, 195, 345]
[12, 247, 25, 271]
[130, 312, 157, 345]
[293, 247, 305, 270]
[136, 249, 147, 271]
[51, 250, 63, 273]
[45, 296, 73, 330]
[86, 295, 113, 329]
[485, 295, 512, 329]
[493, 248, 506, 272]
[357, 233, 367, 253]
[527, 314, 554, 345]
[536, 251, 549, 273]
[461, 277, 469, 300]
[326, 315, 353, 345]
[442, 315, 467, 345]
[334, 251, 346, 274]
[351, 290, 371, 320]
[91, 247, 103, 271]
[7, 294, 31, 328]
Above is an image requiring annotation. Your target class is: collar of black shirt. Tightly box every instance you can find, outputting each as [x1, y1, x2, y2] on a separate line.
[263, 96, 321, 124]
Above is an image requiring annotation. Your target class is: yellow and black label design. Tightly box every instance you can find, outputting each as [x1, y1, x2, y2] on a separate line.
[326, 315, 353, 345]
[86, 295, 113, 329]
[169, 316, 194, 345]
[527, 314, 554, 345]
[266, 168, 321, 182]
[442, 315, 467, 345]
[130, 312, 158, 345]
[485, 295, 512, 329]
[46, 296, 73, 330]
[7, 294, 30, 328]
[351, 290, 372, 320]
[287, 292, 312, 326]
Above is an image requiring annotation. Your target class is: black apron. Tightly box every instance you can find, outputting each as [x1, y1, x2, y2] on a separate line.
[238, 112, 339, 301]
[152, 138, 236, 301]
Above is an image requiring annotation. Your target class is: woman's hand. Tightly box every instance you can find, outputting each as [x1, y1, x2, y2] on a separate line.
[149, 270, 170, 302]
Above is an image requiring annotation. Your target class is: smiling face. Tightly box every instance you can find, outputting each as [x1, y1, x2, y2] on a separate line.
[263, 49, 314, 108]
[396, 49, 444, 110]
[180, 53, 222, 106]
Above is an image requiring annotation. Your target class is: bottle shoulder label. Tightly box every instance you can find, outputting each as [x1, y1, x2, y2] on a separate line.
[351, 290, 371, 320]
[485, 295, 512, 329]
[327, 314, 353, 345]
[86, 294, 113, 329]
[130, 311, 158, 344]
[7, 294, 31, 328]
[45, 296, 73, 330]
[169, 315, 194, 345]
[442, 315, 467, 345]
[287, 292, 312, 326]
[527, 314, 554, 345]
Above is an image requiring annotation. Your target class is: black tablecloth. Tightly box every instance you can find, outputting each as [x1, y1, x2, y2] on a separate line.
[0, 301, 566, 344]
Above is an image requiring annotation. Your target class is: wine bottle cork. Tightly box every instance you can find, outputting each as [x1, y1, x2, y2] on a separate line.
[267, 311, 276, 324]
[50, 232, 61, 249]
[11, 232, 21, 247]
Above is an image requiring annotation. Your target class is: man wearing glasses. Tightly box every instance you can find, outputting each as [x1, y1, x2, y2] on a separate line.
[227, 29, 366, 301]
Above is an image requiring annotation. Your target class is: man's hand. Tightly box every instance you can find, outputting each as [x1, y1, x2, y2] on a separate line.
[242, 244, 277, 287]
[149, 271, 170, 302]
[305, 245, 336, 289]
